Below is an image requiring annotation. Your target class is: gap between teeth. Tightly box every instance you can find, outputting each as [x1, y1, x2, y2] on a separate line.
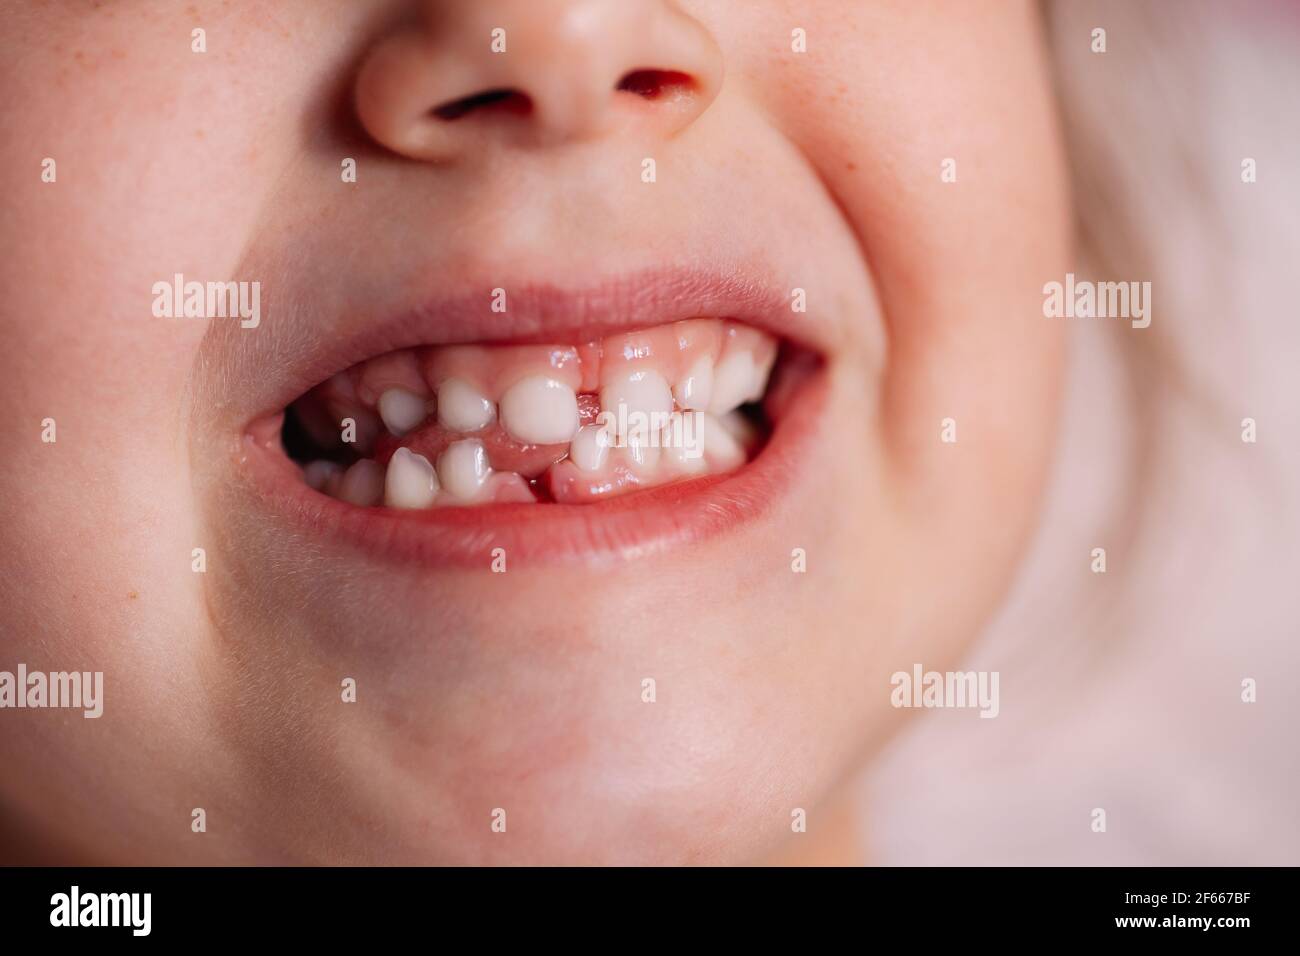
[298, 319, 776, 507]
[315, 406, 752, 510]
[371, 351, 771, 448]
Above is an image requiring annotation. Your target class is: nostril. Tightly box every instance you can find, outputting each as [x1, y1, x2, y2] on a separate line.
[616, 69, 695, 101]
[432, 88, 533, 122]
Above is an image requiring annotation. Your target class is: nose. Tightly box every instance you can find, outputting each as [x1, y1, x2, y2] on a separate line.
[355, 0, 723, 161]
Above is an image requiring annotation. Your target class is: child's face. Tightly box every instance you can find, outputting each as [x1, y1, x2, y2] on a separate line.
[1, 1, 1068, 863]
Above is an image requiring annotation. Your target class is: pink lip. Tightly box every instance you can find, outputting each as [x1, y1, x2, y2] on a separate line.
[234, 268, 828, 425]
[236, 268, 830, 567]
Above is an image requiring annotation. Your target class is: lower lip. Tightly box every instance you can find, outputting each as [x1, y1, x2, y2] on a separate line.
[241, 372, 827, 568]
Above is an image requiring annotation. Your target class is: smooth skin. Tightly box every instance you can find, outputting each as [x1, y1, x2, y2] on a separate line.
[0, 1, 1068, 864]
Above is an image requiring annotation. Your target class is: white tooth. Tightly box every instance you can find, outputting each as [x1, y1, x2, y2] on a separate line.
[377, 388, 428, 437]
[384, 448, 439, 509]
[707, 352, 757, 416]
[303, 460, 343, 492]
[748, 350, 776, 402]
[437, 438, 493, 500]
[601, 369, 673, 438]
[338, 459, 385, 506]
[660, 412, 707, 475]
[702, 413, 746, 471]
[569, 423, 612, 472]
[436, 377, 495, 433]
[499, 376, 579, 445]
[623, 423, 661, 474]
[673, 356, 714, 411]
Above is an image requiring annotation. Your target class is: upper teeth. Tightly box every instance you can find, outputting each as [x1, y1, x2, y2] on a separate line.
[600, 368, 674, 439]
[673, 356, 713, 411]
[707, 352, 757, 416]
[436, 377, 495, 433]
[301, 319, 784, 508]
[498, 376, 580, 446]
[377, 388, 429, 436]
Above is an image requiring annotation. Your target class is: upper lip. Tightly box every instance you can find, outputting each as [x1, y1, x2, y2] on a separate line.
[230, 265, 830, 430]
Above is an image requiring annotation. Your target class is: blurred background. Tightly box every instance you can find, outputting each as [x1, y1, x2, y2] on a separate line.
[863, 0, 1300, 865]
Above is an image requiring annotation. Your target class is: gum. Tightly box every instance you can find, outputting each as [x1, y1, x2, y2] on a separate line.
[290, 318, 779, 507]
[342, 318, 762, 411]
[419, 343, 585, 401]
[372, 393, 603, 478]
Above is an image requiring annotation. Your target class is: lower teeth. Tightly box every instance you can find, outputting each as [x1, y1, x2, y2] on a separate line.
[281, 319, 785, 508]
[293, 406, 765, 509]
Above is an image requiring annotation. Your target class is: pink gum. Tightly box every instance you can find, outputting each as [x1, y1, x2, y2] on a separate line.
[352, 318, 762, 406]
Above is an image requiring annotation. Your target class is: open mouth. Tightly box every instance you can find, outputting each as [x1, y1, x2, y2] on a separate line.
[285, 318, 791, 504]
[239, 277, 827, 565]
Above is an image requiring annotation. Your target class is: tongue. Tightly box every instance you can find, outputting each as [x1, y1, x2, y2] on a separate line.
[373, 393, 602, 478]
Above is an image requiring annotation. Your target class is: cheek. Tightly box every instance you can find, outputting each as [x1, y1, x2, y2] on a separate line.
[0, 3, 372, 620]
[0, 0, 379, 359]
[0, 11, 301, 453]
[764, 2, 1071, 458]
[0, 5, 370, 835]
[704, 0, 1071, 492]
[730, 0, 1072, 657]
